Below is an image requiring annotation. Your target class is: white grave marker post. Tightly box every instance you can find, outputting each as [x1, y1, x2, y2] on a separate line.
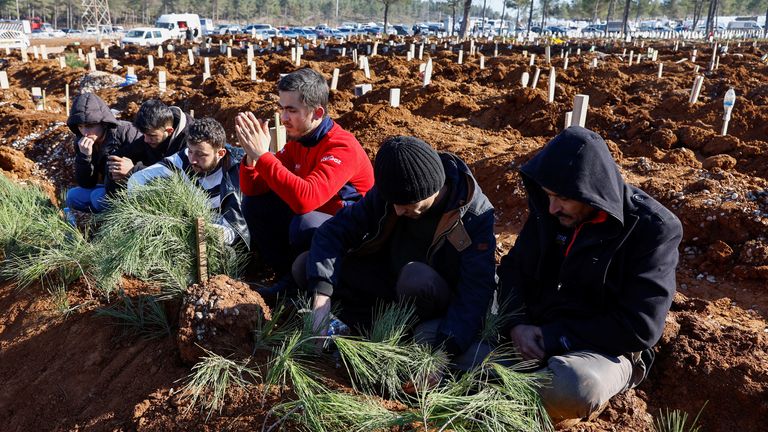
[591, 57, 598, 68]
[547, 67, 557, 103]
[628, 50, 634, 65]
[21, 47, 28, 63]
[158, 70, 167, 92]
[202, 72, 211, 82]
[691, 49, 697, 62]
[157, 45, 163, 58]
[226, 46, 232, 58]
[563, 55, 569, 70]
[564, 112, 573, 129]
[65, 83, 70, 114]
[31, 87, 42, 110]
[545, 45, 551, 64]
[111, 59, 119, 69]
[363, 57, 370, 79]
[353, 83, 372, 96]
[291, 47, 297, 63]
[188, 49, 195, 66]
[295, 49, 302, 66]
[693, 65, 700, 74]
[458, 49, 463, 64]
[480, 55, 485, 70]
[657, 63, 664, 78]
[529, 54, 536, 67]
[721, 88, 736, 136]
[418, 43, 424, 60]
[32, 46, 39, 60]
[59, 56, 66, 69]
[571, 94, 589, 127]
[89, 53, 97, 72]
[247, 46, 253, 65]
[147, 55, 154, 72]
[423, 58, 433, 87]
[250, 62, 257, 81]
[330, 68, 340, 91]
[521, 72, 530, 88]
[103, 46, 109, 58]
[531, 67, 541, 88]
[352, 48, 358, 65]
[652, 50, 658, 62]
[41, 45, 48, 59]
[0, 71, 8, 89]
[689, 75, 704, 104]
[204, 57, 211, 76]
[389, 88, 401, 107]
[341, 47, 347, 57]
[77, 48, 83, 60]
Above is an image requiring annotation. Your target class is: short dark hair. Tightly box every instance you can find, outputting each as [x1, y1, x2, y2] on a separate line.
[187, 118, 226, 150]
[134, 99, 174, 133]
[277, 68, 329, 112]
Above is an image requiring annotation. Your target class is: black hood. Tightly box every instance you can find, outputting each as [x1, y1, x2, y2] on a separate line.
[520, 126, 625, 226]
[66, 93, 119, 136]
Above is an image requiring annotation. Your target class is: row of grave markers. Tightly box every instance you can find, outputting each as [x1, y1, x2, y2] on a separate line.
[1, 37, 742, 136]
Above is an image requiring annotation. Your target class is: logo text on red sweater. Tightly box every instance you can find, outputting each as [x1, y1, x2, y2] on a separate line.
[320, 155, 342, 165]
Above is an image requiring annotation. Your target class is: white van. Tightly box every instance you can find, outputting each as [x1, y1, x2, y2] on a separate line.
[727, 21, 761, 31]
[121, 27, 171, 46]
[155, 13, 201, 40]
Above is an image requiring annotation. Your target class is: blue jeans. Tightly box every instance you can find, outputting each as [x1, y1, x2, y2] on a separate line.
[241, 192, 332, 274]
[65, 185, 107, 213]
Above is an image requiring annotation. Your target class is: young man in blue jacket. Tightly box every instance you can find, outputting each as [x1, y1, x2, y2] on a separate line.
[299, 136, 496, 367]
[497, 126, 683, 424]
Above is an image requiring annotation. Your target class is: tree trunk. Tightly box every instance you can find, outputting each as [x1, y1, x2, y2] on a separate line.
[383, 2, 389, 34]
[621, 0, 631, 35]
[705, 0, 717, 34]
[606, 0, 615, 30]
[540, 0, 547, 30]
[592, 0, 601, 23]
[500, 1, 506, 35]
[459, 0, 472, 39]
[451, 2, 457, 36]
[527, 0, 534, 35]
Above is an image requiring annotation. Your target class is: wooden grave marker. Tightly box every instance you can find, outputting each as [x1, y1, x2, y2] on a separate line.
[330, 68, 340, 91]
[547, 67, 557, 103]
[0, 71, 9, 89]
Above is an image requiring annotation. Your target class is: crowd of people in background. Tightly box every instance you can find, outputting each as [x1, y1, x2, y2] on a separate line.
[66, 67, 682, 426]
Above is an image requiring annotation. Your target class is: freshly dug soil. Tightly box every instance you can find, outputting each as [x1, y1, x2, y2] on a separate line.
[1, 35, 768, 431]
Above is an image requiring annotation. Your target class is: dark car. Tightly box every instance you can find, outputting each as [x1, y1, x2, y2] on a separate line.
[581, 24, 605, 34]
[391, 25, 411, 36]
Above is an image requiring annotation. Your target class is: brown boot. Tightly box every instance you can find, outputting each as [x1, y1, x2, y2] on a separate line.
[553, 401, 609, 430]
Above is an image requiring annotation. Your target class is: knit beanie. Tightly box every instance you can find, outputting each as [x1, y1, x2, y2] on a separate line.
[374, 136, 446, 204]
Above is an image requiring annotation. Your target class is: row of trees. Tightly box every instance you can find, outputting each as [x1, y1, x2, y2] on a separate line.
[0, 0, 764, 34]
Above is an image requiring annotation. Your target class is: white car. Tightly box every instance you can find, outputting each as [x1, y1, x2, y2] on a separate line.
[121, 27, 171, 46]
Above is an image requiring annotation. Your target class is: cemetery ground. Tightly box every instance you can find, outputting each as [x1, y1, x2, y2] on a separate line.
[1, 36, 768, 431]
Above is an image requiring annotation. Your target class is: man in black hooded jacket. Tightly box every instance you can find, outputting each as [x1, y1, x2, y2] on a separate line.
[65, 92, 142, 212]
[497, 126, 682, 423]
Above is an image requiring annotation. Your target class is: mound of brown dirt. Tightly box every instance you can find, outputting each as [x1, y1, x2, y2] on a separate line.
[177, 275, 271, 364]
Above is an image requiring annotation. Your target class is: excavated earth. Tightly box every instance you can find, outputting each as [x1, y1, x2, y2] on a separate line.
[1, 36, 767, 431]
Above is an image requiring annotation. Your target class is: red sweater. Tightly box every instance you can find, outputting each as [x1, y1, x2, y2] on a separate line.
[239, 122, 374, 215]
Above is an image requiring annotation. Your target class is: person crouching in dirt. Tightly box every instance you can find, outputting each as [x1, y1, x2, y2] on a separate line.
[496, 126, 683, 426]
[298, 136, 496, 370]
[65, 92, 143, 212]
[111, 99, 192, 184]
[127, 117, 248, 247]
[234, 68, 374, 298]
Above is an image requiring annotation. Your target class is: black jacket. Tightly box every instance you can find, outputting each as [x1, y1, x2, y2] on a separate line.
[67, 93, 142, 194]
[307, 153, 496, 356]
[498, 126, 682, 357]
[117, 106, 192, 175]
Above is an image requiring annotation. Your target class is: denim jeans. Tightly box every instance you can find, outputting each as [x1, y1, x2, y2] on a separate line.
[65, 185, 107, 213]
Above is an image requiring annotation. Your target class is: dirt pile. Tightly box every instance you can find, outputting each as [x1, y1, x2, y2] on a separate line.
[177, 275, 271, 364]
[1, 35, 768, 431]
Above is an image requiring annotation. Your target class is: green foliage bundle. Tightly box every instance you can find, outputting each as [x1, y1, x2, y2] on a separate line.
[93, 173, 245, 298]
[653, 403, 706, 432]
[0, 174, 94, 292]
[95, 294, 171, 339]
[179, 347, 260, 420]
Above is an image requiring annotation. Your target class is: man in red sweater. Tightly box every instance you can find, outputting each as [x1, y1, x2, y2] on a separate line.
[236, 68, 374, 295]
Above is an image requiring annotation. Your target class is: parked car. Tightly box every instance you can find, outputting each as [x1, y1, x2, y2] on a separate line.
[544, 25, 569, 34]
[581, 24, 605, 34]
[121, 27, 171, 46]
[214, 24, 241, 35]
[391, 24, 411, 36]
